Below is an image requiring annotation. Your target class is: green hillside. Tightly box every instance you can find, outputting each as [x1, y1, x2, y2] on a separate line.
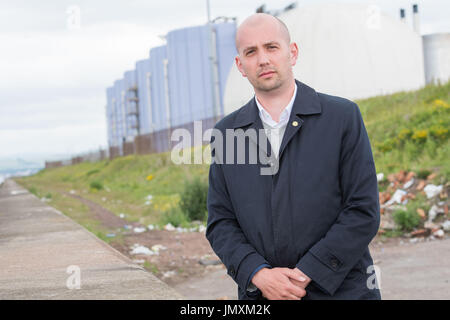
[14, 81, 450, 241]
[360, 81, 449, 179]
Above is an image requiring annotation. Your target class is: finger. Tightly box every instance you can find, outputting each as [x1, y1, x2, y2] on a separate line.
[287, 284, 306, 298]
[283, 268, 307, 282]
[290, 279, 306, 288]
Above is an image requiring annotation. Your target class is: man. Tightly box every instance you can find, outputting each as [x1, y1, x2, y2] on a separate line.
[206, 13, 381, 300]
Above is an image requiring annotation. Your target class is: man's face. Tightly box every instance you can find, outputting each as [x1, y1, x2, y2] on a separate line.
[235, 20, 298, 93]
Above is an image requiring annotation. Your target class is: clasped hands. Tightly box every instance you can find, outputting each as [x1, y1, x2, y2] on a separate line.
[251, 267, 311, 300]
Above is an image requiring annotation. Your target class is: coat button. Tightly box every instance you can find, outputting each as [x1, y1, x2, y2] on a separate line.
[292, 121, 298, 127]
[229, 266, 236, 276]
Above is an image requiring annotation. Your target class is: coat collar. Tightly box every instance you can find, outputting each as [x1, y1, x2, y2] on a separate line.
[232, 79, 322, 129]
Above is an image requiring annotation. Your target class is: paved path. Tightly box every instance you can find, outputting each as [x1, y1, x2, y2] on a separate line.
[175, 235, 450, 300]
[0, 179, 183, 299]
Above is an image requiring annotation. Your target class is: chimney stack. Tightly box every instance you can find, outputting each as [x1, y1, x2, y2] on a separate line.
[399, 8, 406, 22]
[412, 4, 420, 34]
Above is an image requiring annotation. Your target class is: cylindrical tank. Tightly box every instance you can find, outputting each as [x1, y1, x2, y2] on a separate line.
[166, 22, 237, 127]
[423, 33, 450, 84]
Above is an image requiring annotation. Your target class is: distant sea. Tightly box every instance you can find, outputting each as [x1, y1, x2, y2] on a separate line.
[0, 168, 42, 186]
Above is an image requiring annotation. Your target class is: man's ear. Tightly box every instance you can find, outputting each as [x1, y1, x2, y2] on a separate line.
[289, 42, 299, 66]
[235, 55, 247, 78]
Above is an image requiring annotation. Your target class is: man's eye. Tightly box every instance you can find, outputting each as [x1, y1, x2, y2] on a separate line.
[246, 50, 254, 55]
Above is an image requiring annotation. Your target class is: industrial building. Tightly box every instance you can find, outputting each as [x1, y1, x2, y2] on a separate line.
[106, 21, 237, 157]
[104, 3, 450, 160]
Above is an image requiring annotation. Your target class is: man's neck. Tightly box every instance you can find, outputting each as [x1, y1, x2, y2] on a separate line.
[255, 79, 296, 123]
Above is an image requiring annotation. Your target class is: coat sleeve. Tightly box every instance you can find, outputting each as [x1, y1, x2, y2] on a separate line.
[206, 138, 270, 290]
[296, 101, 380, 296]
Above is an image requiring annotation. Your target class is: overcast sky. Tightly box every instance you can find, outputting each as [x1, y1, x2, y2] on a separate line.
[0, 0, 449, 165]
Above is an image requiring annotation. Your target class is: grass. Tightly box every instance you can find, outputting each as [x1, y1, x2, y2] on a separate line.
[357, 81, 450, 180]
[143, 260, 159, 274]
[13, 81, 450, 240]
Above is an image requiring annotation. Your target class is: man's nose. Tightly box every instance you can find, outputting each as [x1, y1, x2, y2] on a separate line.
[257, 50, 270, 66]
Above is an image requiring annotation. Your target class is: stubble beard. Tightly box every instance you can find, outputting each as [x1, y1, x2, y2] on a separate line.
[250, 72, 284, 93]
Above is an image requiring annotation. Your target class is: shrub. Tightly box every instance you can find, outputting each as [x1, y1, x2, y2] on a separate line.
[392, 209, 421, 232]
[179, 178, 208, 221]
[29, 186, 38, 196]
[411, 129, 428, 144]
[159, 206, 189, 227]
[86, 169, 100, 176]
[90, 181, 103, 190]
[417, 169, 432, 180]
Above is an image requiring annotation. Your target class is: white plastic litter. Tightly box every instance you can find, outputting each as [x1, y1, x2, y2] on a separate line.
[164, 223, 175, 231]
[433, 229, 445, 238]
[428, 205, 444, 222]
[423, 184, 443, 199]
[385, 189, 407, 205]
[130, 245, 155, 255]
[133, 227, 146, 233]
[376, 173, 384, 182]
[442, 220, 450, 231]
[151, 244, 167, 253]
[403, 178, 414, 189]
[11, 190, 27, 195]
[144, 195, 153, 205]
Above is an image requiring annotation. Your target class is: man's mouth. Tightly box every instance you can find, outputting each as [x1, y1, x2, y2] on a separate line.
[259, 71, 276, 78]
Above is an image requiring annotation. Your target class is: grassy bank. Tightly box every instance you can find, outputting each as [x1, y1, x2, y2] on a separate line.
[359, 81, 449, 181]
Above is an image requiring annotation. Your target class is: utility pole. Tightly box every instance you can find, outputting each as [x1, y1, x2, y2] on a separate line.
[207, 0, 221, 119]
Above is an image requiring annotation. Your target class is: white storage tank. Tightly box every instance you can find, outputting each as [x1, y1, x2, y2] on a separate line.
[423, 33, 450, 84]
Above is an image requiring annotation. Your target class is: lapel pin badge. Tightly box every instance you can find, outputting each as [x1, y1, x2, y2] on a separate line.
[292, 121, 298, 127]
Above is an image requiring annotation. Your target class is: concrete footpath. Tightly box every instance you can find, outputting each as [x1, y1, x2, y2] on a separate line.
[0, 179, 183, 299]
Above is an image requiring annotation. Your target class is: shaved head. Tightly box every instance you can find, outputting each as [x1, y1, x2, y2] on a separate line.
[235, 13, 291, 53]
[234, 12, 298, 95]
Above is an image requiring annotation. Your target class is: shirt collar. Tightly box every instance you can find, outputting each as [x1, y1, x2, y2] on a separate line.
[255, 82, 298, 128]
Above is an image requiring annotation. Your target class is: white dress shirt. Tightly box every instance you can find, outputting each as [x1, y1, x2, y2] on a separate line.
[255, 83, 298, 158]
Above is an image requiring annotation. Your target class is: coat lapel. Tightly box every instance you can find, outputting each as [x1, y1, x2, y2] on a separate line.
[233, 97, 271, 157]
[278, 80, 322, 159]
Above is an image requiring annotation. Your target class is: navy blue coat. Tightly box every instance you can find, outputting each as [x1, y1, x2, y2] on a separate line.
[206, 80, 381, 300]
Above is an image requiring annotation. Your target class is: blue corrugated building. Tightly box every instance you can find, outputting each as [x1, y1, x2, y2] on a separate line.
[136, 59, 152, 134]
[105, 87, 117, 147]
[106, 21, 237, 156]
